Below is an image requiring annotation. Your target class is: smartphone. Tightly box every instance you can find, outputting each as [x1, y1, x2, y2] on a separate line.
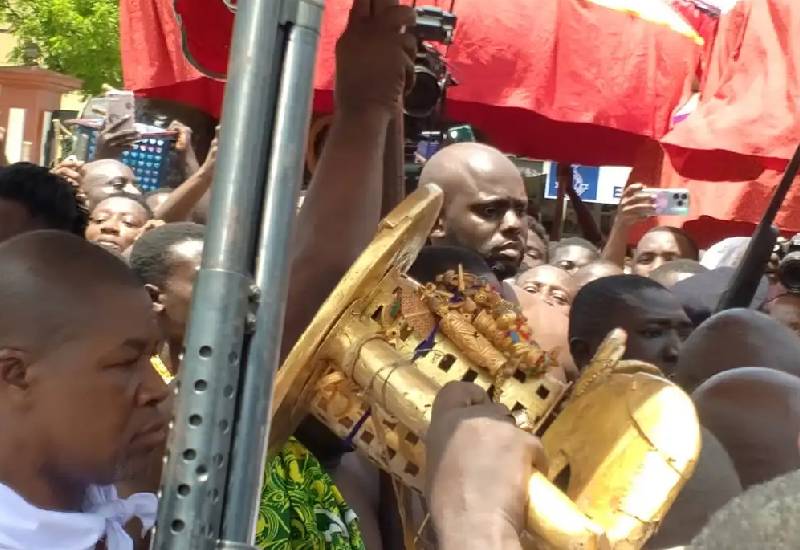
[104, 90, 135, 131]
[643, 188, 690, 216]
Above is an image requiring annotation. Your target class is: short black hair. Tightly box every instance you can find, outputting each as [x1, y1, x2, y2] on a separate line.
[410, 245, 497, 285]
[650, 259, 708, 285]
[130, 222, 205, 287]
[569, 274, 670, 342]
[0, 162, 88, 236]
[93, 191, 153, 219]
[640, 226, 700, 260]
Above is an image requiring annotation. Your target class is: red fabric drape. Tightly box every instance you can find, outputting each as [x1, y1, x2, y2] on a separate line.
[662, 0, 800, 180]
[653, 0, 800, 241]
[120, 0, 700, 166]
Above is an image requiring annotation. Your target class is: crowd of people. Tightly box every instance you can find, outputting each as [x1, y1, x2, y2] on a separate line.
[0, 0, 798, 549]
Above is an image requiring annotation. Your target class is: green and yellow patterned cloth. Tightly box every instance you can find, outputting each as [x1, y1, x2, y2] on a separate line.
[256, 438, 365, 549]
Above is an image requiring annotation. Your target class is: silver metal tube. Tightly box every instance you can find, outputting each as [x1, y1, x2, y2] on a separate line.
[221, 0, 323, 542]
[153, 0, 285, 547]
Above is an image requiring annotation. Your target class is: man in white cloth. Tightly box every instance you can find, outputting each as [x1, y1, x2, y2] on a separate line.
[0, 231, 168, 549]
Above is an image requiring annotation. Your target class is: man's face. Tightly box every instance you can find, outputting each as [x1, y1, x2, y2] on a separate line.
[634, 231, 693, 277]
[438, 170, 528, 280]
[82, 162, 140, 209]
[517, 265, 575, 308]
[85, 197, 150, 253]
[161, 239, 204, 342]
[550, 245, 597, 275]
[0, 199, 47, 244]
[767, 295, 800, 337]
[25, 286, 167, 485]
[521, 229, 546, 272]
[610, 288, 693, 374]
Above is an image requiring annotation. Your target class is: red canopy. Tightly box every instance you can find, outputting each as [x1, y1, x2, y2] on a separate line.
[121, 0, 701, 166]
[653, 0, 800, 241]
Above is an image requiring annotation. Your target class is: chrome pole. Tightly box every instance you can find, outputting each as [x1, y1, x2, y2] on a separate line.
[153, 0, 287, 546]
[222, 0, 322, 543]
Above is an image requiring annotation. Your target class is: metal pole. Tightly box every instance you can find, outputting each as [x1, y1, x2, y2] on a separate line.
[550, 163, 571, 242]
[222, 0, 323, 543]
[153, 0, 285, 547]
[718, 142, 800, 311]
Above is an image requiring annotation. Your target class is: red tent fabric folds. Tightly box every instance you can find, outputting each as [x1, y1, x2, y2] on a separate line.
[121, 0, 701, 166]
[662, 0, 800, 180]
[654, 0, 800, 240]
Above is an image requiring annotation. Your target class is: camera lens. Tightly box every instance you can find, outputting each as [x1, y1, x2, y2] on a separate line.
[673, 193, 680, 200]
[677, 200, 684, 207]
[779, 252, 800, 292]
[681, 193, 688, 200]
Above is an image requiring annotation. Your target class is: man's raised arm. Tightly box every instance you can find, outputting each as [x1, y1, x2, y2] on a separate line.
[281, 0, 416, 355]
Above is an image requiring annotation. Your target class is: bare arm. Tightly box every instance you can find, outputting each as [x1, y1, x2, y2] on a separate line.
[427, 383, 543, 550]
[283, 108, 388, 336]
[280, 0, 416, 355]
[154, 169, 213, 222]
[601, 183, 656, 268]
[154, 131, 217, 222]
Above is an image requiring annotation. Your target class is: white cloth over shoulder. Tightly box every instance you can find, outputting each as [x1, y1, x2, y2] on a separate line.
[701, 237, 750, 270]
[0, 482, 156, 550]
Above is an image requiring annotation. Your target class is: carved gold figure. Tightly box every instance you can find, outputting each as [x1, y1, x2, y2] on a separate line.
[270, 184, 701, 549]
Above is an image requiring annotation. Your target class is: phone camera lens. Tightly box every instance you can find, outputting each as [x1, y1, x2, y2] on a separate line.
[673, 193, 680, 200]
[681, 193, 688, 200]
[677, 200, 685, 207]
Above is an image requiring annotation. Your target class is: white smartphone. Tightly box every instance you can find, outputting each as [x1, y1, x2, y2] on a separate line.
[104, 90, 135, 131]
[643, 188, 690, 216]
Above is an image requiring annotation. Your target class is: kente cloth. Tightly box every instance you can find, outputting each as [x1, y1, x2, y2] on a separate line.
[121, 0, 699, 165]
[0, 482, 156, 550]
[256, 438, 364, 550]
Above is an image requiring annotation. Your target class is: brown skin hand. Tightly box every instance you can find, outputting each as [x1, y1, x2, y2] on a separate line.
[426, 382, 545, 550]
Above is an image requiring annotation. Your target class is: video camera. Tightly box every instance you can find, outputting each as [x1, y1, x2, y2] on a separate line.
[777, 234, 800, 292]
[404, 6, 458, 119]
[412, 6, 457, 44]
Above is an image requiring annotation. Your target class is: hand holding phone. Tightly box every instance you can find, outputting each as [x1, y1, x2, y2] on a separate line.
[642, 188, 690, 216]
[105, 90, 135, 132]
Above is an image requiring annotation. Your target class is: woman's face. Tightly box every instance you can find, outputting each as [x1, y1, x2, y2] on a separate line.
[85, 196, 150, 253]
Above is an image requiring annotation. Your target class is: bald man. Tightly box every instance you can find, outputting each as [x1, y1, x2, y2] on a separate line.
[692, 367, 800, 489]
[516, 264, 576, 307]
[572, 260, 623, 290]
[646, 427, 742, 549]
[81, 159, 141, 208]
[689, 469, 800, 549]
[0, 231, 168, 546]
[420, 143, 528, 280]
[673, 309, 800, 392]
